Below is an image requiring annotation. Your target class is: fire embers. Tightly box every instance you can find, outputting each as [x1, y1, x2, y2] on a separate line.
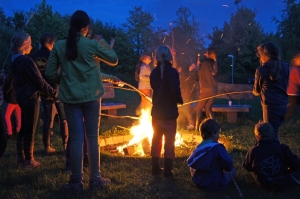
[123, 138, 151, 156]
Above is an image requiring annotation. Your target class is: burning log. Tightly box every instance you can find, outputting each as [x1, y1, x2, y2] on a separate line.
[123, 145, 140, 156]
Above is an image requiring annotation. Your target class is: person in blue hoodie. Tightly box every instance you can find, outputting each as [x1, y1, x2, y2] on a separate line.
[187, 118, 235, 191]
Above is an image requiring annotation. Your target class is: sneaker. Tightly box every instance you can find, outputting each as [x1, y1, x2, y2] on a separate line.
[90, 177, 111, 190]
[64, 180, 83, 193]
[186, 124, 195, 130]
[45, 146, 56, 154]
[24, 160, 41, 168]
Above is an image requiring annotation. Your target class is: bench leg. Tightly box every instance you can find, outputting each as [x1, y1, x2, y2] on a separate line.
[108, 109, 117, 117]
[226, 112, 237, 123]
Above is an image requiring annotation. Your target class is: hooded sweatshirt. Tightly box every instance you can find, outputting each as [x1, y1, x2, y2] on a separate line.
[187, 139, 233, 191]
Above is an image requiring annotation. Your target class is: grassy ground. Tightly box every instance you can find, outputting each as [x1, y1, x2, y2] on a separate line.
[1, 85, 300, 199]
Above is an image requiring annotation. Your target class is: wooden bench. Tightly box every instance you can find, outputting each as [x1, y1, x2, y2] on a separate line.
[206, 83, 253, 123]
[207, 104, 252, 123]
[101, 83, 126, 118]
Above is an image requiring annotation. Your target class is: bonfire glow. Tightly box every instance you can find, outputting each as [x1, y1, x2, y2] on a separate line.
[117, 108, 183, 156]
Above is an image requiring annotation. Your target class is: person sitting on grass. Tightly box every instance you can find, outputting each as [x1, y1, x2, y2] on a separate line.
[243, 122, 300, 191]
[187, 118, 235, 191]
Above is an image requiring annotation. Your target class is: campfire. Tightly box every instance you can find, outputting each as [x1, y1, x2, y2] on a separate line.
[116, 108, 184, 156]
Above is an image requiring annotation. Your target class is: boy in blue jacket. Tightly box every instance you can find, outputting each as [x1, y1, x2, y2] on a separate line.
[243, 122, 300, 191]
[187, 118, 235, 191]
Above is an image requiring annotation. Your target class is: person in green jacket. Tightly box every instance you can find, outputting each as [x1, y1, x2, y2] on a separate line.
[45, 10, 119, 192]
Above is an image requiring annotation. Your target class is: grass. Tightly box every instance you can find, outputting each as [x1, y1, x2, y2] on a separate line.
[1, 84, 300, 199]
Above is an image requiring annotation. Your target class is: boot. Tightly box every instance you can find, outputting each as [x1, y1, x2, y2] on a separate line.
[152, 157, 163, 175]
[164, 158, 173, 177]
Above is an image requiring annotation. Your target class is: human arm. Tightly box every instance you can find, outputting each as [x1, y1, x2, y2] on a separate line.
[93, 37, 118, 66]
[102, 72, 121, 84]
[252, 69, 262, 96]
[218, 145, 234, 172]
[45, 44, 61, 84]
[139, 64, 150, 82]
[242, 148, 255, 172]
[170, 68, 183, 105]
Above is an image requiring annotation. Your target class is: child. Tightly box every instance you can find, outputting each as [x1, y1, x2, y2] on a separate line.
[187, 119, 235, 191]
[243, 122, 300, 191]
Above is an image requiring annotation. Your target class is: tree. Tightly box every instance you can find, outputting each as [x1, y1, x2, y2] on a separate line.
[208, 6, 266, 83]
[274, 0, 300, 61]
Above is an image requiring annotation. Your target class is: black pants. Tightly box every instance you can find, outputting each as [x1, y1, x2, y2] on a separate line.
[0, 108, 7, 158]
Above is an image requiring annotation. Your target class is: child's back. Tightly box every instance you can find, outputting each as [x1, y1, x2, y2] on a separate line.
[187, 119, 235, 191]
[243, 122, 300, 191]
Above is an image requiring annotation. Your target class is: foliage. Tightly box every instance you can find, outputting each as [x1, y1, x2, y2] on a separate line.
[274, 0, 300, 61]
[208, 6, 266, 83]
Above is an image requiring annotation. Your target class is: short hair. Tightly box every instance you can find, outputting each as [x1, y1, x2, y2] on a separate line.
[200, 118, 221, 140]
[254, 122, 274, 139]
[39, 32, 56, 48]
[155, 45, 173, 62]
[11, 32, 30, 53]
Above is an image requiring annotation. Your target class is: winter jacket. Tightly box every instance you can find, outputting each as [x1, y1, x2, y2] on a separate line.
[253, 60, 289, 109]
[187, 139, 234, 191]
[150, 61, 183, 120]
[11, 55, 56, 107]
[243, 139, 300, 190]
[45, 33, 118, 104]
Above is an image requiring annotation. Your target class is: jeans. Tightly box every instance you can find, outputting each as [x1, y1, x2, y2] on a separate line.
[41, 99, 68, 148]
[17, 99, 40, 160]
[64, 99, 101, 182]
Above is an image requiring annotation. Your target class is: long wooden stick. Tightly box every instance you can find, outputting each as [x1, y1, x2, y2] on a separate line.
[229, 172, 244, 199]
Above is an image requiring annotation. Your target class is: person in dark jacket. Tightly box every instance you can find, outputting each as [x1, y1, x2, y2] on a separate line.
[187, 118, 235, 191]
[150, 45, 183, 177]
[10, 32, 56, 168]
[31, 32, 68, 154]
[243, 122, 300, 191]
[253, 41, 289, 142]
[195, 47, 218, 131]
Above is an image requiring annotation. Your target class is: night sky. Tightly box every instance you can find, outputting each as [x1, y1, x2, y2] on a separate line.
[1, 0, 284, 35]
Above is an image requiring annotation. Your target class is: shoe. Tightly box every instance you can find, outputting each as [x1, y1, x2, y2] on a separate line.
[90, 177, 111, 190]
[64, 180, 83, 193]
[45, 146, 56, 154]
[17, 158, 25, 167]
[152, 157, 163, 175]
[186, 124, 195, 130]
[24, 159, 41, 168]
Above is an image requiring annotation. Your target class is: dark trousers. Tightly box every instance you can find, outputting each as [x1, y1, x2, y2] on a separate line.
[286, 95, 300, 118]
[41, 99, 68, 148]
[0, 108, 7, 159]
[263, 106, 287, 142]
[17, 100, 40, 160]
[151, 118, 176, 159]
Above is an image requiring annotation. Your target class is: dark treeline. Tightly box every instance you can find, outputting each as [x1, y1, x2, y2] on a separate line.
[0, 0, 299, 83]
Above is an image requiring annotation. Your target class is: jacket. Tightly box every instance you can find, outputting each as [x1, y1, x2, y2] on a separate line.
[187, 140, 233, 191]
[287, 65, 300, 95]
[150, 61, 183, 120]
[11, 55, 56, 107]
[243, 139, 300, 190]
[253, 60, 289, 108]
[45, 33, 118, 104]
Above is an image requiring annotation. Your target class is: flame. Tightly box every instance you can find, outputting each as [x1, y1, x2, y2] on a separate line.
[117, 108, 183, 156]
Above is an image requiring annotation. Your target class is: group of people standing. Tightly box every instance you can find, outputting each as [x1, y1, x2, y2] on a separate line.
[0, 8, 300, 194]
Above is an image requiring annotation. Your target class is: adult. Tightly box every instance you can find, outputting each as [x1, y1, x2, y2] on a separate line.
[137, 55, 152, 112]
[10, 32, 56, 168]
[31, 32, 68, 154]
[286, 52, 300, 119]
[195, 47, 218, 131]
[150, 45, 183, 177]
[253, 41, 289, 141]
[45, 10, 118, 192]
